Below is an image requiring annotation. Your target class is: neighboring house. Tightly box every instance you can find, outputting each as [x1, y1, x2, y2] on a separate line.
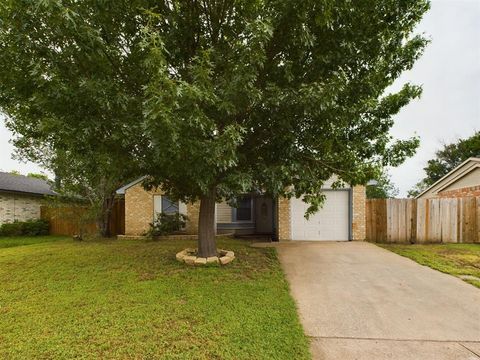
[0, 172, 56, 225]
[416, 157, 480, 199]
[116, 177, 366, 241]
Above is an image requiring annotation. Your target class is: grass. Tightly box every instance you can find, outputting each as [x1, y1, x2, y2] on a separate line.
[377, 243, 480, 288]
[0, 235, 67, 249]
[0, 236, 310, 360]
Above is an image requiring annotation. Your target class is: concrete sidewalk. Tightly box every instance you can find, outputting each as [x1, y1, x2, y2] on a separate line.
[276, 242, 480, 360]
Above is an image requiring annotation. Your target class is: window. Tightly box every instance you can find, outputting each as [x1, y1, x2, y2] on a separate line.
[236, 196, 252, 221]
[161, 196, 179, 215]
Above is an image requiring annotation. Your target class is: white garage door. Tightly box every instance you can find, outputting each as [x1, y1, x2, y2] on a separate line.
[290, 191, 350, 241]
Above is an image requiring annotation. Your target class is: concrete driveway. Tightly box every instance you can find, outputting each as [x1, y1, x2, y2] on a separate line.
[276, 241, 480, 360]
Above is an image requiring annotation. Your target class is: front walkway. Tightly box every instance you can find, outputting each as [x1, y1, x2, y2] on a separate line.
[276, 241, 480, 360]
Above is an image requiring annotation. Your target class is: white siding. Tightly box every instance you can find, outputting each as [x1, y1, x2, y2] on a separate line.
[216, 201, 232, 223]
[441, 167, 480, 192]
[417, 159, 480, 199]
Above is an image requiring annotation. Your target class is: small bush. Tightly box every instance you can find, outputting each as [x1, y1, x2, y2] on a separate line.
[0, 219, 49, 236]
[0, 222, 23, 236]
[146, 212, 187, 237]
[22, 219, 50, 236]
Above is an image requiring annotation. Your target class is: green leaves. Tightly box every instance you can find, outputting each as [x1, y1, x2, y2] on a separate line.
[0, 0, 430, 212]
[366, 169, 399, 199]
[0, 0, 151, 232]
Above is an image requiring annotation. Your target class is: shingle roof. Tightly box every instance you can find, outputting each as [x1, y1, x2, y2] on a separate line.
[0, 172, 56, 196]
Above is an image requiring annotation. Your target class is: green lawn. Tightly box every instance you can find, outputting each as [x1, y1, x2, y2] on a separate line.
[377, 243, 480, 288]
[0, 236, 310, 360]
[0, 235, 67, 249]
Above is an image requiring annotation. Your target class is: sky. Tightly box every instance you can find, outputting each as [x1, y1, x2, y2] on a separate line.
[0, 121, 46, 176]
[388, 0, 480, 196]
[0, 0, 479, 196]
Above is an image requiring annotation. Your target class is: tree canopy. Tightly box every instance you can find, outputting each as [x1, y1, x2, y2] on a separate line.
[366, 170, 399, 199]
[141, 0, 427, 211]
[0, 0, 151, 235]
[408, 131, 480, 197]
[0, 0, 430, 255]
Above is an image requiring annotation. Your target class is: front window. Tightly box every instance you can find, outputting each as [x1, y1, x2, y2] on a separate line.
[236, 196, 252, 221]
[162, 196, 179, 215]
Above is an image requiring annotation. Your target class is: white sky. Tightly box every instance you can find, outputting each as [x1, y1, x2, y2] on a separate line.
[0, 0, 479, 196]
[0, 122, 46, 175]
[389, 0, 480, 196]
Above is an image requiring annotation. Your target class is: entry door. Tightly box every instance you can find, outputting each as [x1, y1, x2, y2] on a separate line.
[255, 197, 273, 233]
[290, 191, 350, 241]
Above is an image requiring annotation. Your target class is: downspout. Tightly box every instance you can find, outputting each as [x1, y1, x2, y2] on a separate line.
[272, 197, 278, 241]
[349, 188, 353, 241]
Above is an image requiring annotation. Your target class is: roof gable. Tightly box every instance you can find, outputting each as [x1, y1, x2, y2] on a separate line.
[116, 176, 147, 195]
[416, 158, 480, 199]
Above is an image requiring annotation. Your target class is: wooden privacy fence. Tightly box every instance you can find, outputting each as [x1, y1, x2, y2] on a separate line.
[366, 197, 480, 243]
[41, 198, 125, 236]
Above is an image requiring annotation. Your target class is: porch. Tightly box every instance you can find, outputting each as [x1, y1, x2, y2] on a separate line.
[216, 195, 276, 239]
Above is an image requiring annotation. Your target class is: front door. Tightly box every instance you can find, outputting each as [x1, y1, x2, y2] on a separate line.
[255, 197, 273, 234]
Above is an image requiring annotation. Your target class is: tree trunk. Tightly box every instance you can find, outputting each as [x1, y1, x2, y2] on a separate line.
[197, 187, 217, 257]
[97, 196, 115, 237]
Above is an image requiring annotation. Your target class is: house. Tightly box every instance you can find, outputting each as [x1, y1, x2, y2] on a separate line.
[117, 177, 366, 241]
[416, 157, 480, 199]
[0, 172, 56, 225]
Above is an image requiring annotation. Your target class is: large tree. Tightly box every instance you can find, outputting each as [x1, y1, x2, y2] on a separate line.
[0, 1, 150, 236]
[140, 0, 428, 256]
[0, 0, 429, 256]
[408, 131, 480, 197]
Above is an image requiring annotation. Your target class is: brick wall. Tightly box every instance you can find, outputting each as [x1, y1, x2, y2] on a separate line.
[124, 183, 200, 235]
[277, 197, 291, 241]
[125, 183, 368, 240]
[352, 185, 366, 241]
[0, 193, 43, 224]
[437, 185, 480, 198]
[185, 202, 200, 235]
[124, 183, 156, 235]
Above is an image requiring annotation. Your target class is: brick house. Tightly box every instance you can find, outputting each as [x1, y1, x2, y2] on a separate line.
[416, 157, 480, 199]
[0, 172, 56, 225]
[117, 177, 366, 241]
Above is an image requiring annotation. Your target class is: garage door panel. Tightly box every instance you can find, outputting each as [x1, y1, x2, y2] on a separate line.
[290, 191, 350, 241]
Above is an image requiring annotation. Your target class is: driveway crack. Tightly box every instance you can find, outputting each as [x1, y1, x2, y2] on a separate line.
[459, 343, 480, 359]
[309, 335, 480, 344]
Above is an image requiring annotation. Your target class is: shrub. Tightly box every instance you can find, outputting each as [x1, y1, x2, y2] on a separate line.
[146, 212, 187, 237]
[0, 222, 23, 236]
[21, 219, 50, 236]
[0, 219, 49, 236]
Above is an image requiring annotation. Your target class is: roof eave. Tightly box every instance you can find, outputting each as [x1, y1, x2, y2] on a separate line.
[115, 176, 147, 195]
[0, 189, 57, 197]
[415, 157, 480, 199]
